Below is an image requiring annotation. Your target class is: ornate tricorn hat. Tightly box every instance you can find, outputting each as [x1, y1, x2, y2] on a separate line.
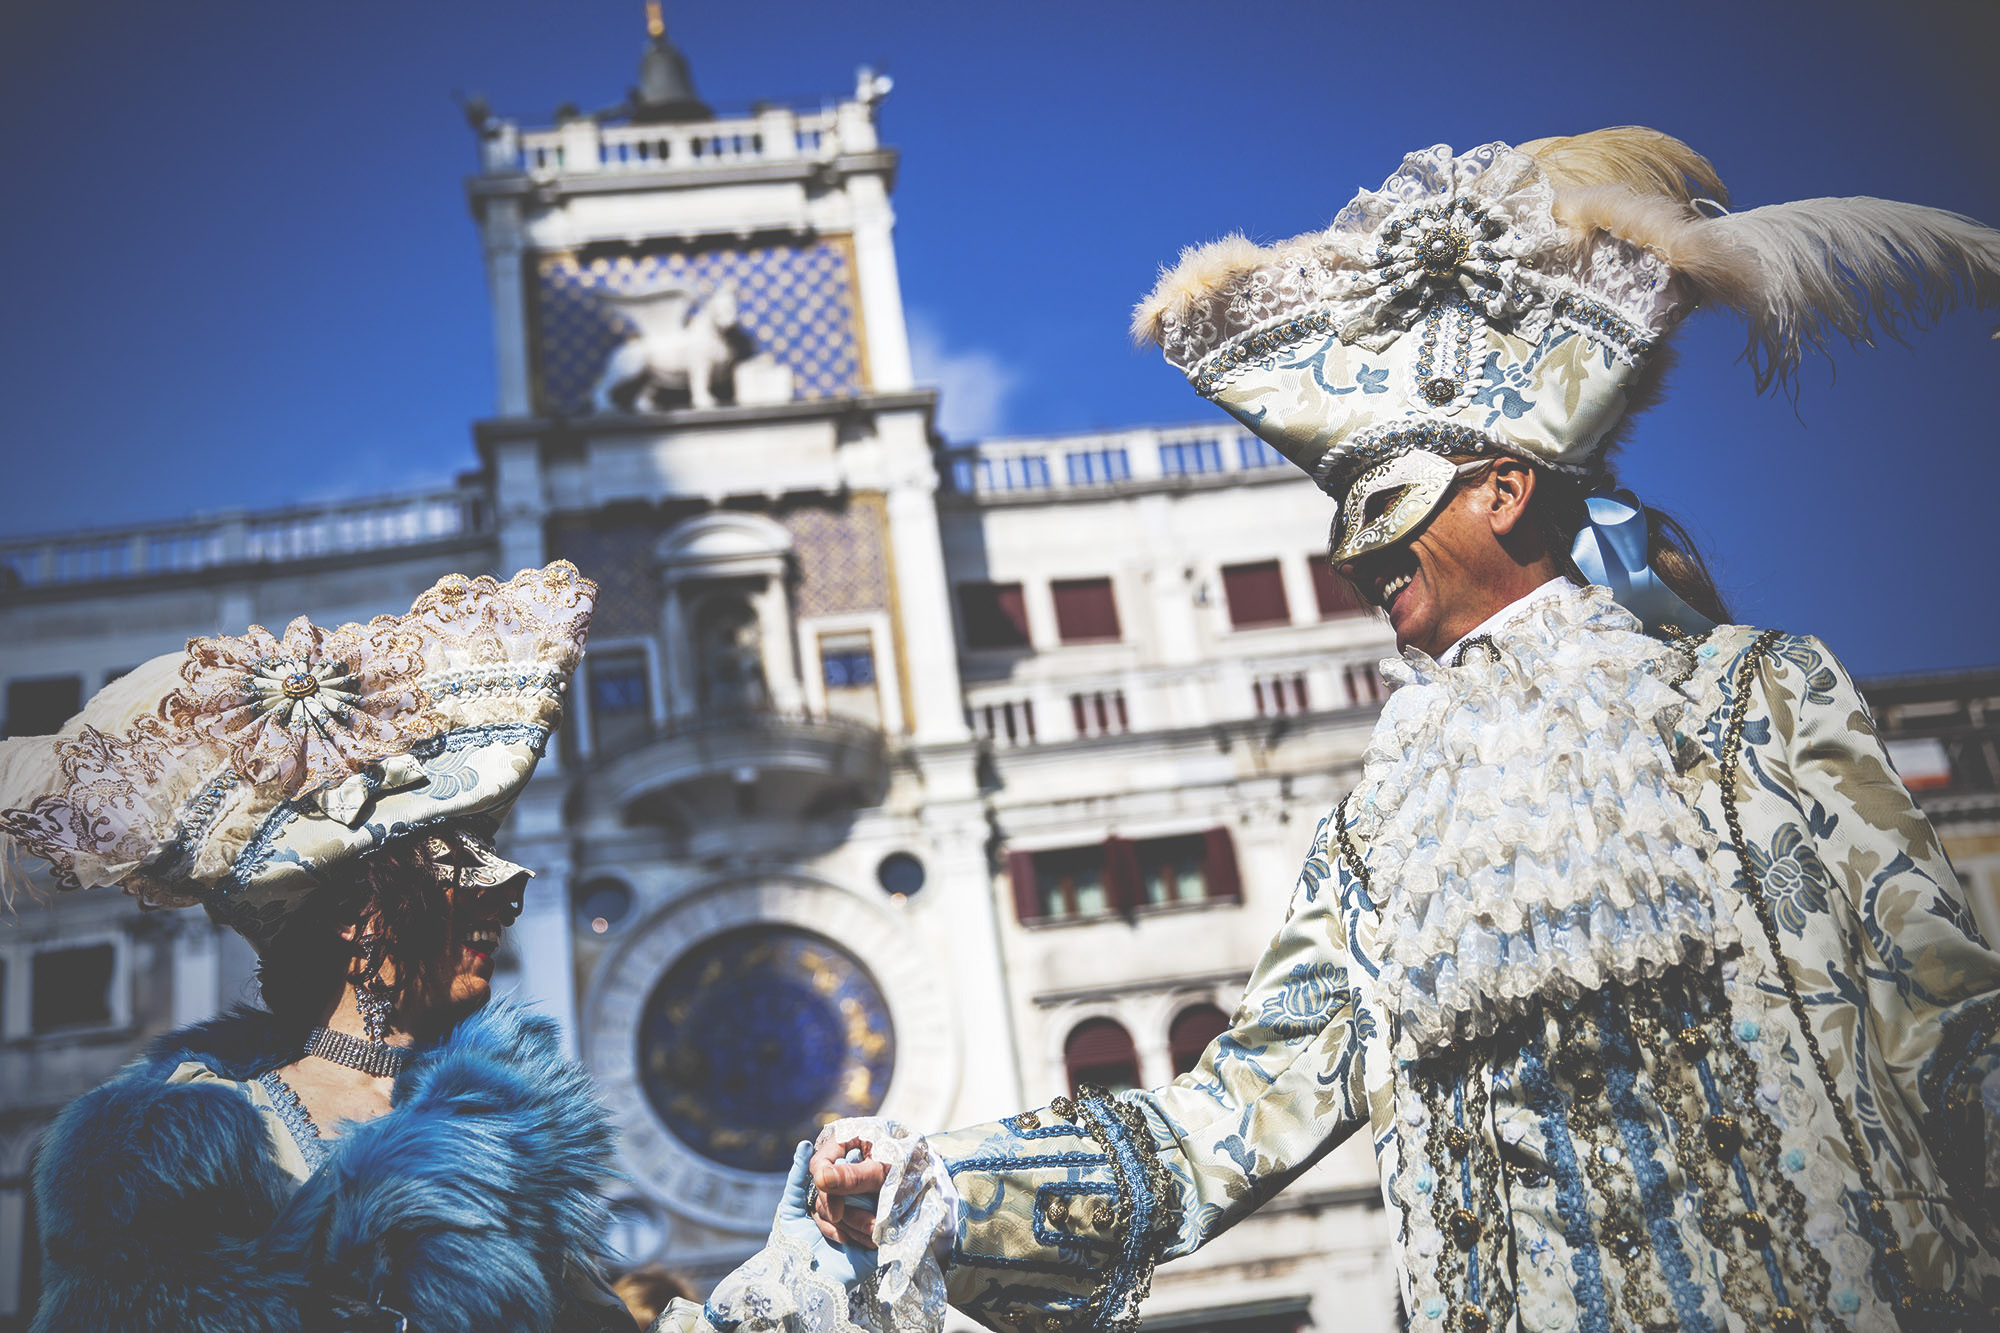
[0, 562, 595, 949]
[1133, 128, 2000, 572]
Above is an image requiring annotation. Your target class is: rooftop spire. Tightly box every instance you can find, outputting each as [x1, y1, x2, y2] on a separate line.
[632, 2, 711, 123]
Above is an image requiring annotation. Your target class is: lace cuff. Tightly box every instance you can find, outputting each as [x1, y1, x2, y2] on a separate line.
[703, 1119, 955, 1333]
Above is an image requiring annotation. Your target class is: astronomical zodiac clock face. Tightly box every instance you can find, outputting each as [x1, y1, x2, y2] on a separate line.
[584, 878, 957, 1232]
[639, 926, 895, 1173]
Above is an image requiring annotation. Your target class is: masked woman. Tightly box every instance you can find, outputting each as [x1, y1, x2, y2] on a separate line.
[1, 562, 632, 1333]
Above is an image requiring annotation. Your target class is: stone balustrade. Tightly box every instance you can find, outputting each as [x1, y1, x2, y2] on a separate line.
[0, 488, 488, 591]
[941, 425, 1294, 499]
[486, 104, 852, 177]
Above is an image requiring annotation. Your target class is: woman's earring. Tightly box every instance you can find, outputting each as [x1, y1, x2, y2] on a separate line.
[352, 929, 394, 1044]
[355, 929, 387, 984]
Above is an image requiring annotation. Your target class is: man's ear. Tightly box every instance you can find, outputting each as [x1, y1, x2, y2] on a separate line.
[1487, 458, 1537, 536]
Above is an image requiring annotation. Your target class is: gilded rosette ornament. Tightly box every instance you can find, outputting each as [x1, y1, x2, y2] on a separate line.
[165, 617, 436, 798]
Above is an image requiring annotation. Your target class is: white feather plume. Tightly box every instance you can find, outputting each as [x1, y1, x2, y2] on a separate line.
[1700, 198, 2000, 392]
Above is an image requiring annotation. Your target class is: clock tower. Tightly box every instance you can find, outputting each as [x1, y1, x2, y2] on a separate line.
[463, 18, 1013, 1274]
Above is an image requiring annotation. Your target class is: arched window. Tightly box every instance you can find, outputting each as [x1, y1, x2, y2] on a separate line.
[1064, 1017, 1139, 1096]
[1169, 1003, 1231, 1076]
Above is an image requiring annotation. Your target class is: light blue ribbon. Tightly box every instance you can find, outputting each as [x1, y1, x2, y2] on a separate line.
[1570, 491, 1716, 639]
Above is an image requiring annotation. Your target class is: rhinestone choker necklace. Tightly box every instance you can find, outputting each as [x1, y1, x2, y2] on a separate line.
[302, 1026, 410, 1078]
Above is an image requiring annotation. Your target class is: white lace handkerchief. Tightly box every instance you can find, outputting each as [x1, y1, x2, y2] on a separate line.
[701, 1119, 955, 1333]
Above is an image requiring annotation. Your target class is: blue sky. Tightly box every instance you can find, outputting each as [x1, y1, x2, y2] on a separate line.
[0, 1, 1995, 675]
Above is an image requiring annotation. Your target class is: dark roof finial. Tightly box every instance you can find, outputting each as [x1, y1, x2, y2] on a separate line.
[632, 2, 711, 123]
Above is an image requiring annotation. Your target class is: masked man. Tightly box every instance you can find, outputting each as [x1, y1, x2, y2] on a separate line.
[686, 130, 2000, 1333]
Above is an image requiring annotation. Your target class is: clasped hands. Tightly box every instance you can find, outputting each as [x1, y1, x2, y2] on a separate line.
[805, 1133, 891, 1250]
[759, 1133, 891, 1293]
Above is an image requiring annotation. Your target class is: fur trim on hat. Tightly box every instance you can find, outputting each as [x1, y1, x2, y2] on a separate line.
[1130, 232, 1275, 348]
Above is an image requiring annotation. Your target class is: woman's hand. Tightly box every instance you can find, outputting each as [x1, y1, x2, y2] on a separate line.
[808, 1136, 891, 1248]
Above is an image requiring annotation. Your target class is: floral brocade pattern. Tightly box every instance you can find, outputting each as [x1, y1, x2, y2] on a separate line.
[1742, 823, 1836, 936]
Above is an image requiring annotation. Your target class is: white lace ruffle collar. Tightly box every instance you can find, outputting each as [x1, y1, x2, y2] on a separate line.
[1351, 583, 1737, 1059]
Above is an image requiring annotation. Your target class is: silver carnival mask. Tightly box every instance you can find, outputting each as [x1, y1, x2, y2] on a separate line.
[1330, 454, 1494, 564]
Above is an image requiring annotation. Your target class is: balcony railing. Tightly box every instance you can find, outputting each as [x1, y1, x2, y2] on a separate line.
[942, 425, 1295, 499]
[586, 707, 892, 828]
[484, 105, 857, 177]
[0, 488, 489, 591]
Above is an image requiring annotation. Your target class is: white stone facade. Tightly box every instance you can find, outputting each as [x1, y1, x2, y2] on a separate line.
[0, 56, 1401, 1331]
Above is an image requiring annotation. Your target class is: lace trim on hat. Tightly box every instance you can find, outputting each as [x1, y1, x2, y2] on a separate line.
[1350, 584, 1739, 1060]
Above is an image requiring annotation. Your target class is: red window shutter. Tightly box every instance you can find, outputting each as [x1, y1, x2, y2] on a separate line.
[1104, 836, 1141, 914]
[1066, 1018, 1137, 1066]
[1064, 1018, 1140, 1095]
[997, 584, 1030, 642]
[958, 582, 1031, 649]
[1051, 577, 1121, 643]
[1008, 850, 1041, 922]
[1203, 826, 1242, 901]
[1311, 559, 1364, 617]
[1169, 1003, 1232, 1076]
[1221, 561, 1289, 628]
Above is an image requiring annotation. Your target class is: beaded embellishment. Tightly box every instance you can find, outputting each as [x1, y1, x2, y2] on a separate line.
[256, 1069, 332, 1173]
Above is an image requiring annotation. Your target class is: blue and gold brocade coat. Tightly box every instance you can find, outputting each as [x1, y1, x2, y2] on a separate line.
[930, 629, 2000, 1333]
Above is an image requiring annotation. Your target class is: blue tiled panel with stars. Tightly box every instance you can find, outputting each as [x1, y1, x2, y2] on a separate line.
[783, 500, 889, 618]
[533, 239, 865, 416]
[548, 518, 658, 639]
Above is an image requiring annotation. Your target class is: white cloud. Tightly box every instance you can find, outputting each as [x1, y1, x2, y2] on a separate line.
[906, 312, 1020, 442]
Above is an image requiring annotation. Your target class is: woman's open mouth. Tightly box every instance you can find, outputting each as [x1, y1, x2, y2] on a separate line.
[462, 923, 502, 962]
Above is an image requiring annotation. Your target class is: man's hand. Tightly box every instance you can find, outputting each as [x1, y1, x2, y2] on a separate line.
[808, 1136, 890, 1249]
[775, 1142, 876, 1287]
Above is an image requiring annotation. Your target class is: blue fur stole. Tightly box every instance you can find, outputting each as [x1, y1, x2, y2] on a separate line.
[31, 1000, 624, 1332]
